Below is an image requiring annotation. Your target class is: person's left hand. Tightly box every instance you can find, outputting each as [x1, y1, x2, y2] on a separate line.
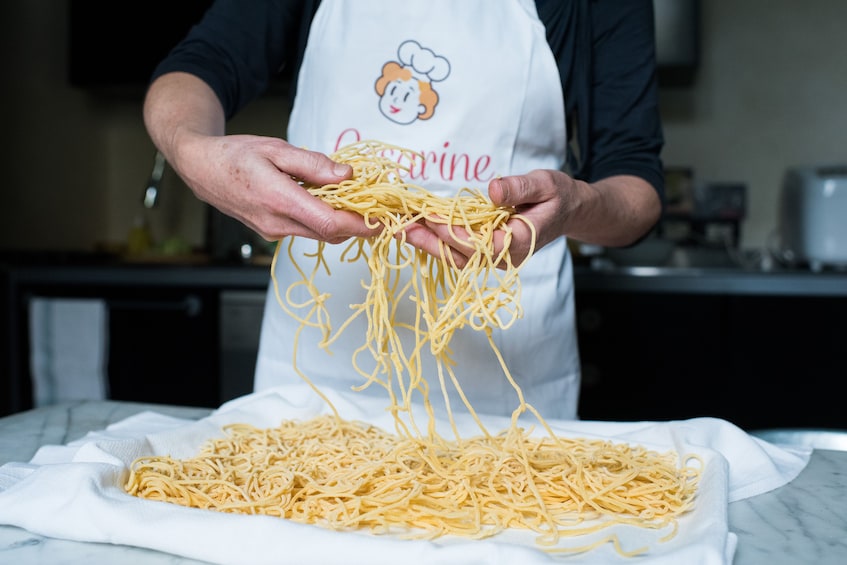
[399, 170, 578, 269]
[399, 169, 661, 269]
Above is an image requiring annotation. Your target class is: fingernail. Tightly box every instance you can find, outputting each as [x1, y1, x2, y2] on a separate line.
[333, 163, 350, 177]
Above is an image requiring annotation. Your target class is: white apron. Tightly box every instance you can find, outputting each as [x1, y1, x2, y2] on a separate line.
[255, 0, 581, 420]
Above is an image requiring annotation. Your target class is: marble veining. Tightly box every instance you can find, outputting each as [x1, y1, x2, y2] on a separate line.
[726, 449, 847, 564]
[2, 401, 846, 564]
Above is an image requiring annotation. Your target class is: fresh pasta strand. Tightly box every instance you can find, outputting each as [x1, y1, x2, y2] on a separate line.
[126, 140, 700, 556]
[297, 140, 533, 435]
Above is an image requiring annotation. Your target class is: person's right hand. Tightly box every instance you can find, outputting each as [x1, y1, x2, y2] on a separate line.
[143, 72, 379, 245]
[172, 132, 380, 244]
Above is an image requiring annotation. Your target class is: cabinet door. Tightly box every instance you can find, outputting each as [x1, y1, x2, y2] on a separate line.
[723, 295, 847, 430]
[107, 287, 219, 407]
[575, 292, 728, 423]
[219, 290, 265, 402]
[576, 290, 847, 430]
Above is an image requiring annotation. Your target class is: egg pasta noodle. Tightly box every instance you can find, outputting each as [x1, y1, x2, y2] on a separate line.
[125, 140, 700, 556]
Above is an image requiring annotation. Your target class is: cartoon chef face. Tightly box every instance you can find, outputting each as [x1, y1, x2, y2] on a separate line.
[375, 40, 450, 125]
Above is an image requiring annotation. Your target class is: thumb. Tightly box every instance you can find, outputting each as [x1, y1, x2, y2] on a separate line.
[275, 146, 353, 187]
[488, 175, 523, 207]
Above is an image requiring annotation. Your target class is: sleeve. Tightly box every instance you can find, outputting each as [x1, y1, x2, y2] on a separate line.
[584, 0, 665, 202]
[537, 0, 665, 204]
[149, 0, 315, 119]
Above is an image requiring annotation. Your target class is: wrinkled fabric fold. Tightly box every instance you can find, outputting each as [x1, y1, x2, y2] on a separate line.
[0, 384, 810, 565]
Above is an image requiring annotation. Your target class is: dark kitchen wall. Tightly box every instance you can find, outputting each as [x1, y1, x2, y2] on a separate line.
[2, 0, 847, 253]
[0, 0, 287, 254]
[660, 0, 847, 249]
[1, 1, 106, 251]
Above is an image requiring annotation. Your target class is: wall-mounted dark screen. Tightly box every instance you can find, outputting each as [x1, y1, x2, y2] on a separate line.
[67, 0, 699, 90]
[67, 0, 213, 88]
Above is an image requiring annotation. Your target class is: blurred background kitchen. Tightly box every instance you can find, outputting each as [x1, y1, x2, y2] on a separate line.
[2, 1, 846, 430]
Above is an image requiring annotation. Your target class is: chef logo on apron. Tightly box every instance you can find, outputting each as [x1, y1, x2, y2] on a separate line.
[375, 40, 451, 125]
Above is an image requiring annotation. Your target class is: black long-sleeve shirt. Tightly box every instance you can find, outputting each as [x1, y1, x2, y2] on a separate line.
[151, 0, 664, 201]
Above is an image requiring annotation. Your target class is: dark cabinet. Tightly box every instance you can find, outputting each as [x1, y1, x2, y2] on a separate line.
[1, 261, 270, 416]
[105, 287, 220, 407]
[576, 289, 847, 430]
[5, 259, 847, 429]
[721, 295, 847, 430]
[11, 285, 220, 412]
[576, 292, 728, 422]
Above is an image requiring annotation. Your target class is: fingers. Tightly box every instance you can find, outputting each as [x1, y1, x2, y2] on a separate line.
[400, 217, 533, 270]
[267, 143, 353, 187]
[399, 171, 553, 270]
[248, 141, 380, 242]
[380, 223, 480, 270]
[266, 209, 379, 245]
[254, 182, 381, 244]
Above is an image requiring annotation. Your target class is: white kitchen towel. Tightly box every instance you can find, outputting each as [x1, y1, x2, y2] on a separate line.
[0, 384, 811, 564]
[28, 298, 109, 406]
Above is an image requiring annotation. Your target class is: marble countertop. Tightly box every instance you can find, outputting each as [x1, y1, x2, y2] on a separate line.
[1, 401, 846, 564]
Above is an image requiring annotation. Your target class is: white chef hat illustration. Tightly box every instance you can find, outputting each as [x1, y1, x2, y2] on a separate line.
[397, 40, 450, 83]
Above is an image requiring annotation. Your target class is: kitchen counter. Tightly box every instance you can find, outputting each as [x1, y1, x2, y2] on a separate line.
[574, 264, 847, 296]
[0, 401, 846, 564]
[4, 253, 847, 296]
[1, 257, 273, 290]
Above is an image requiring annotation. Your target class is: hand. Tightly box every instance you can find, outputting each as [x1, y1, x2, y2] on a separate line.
[143, 72, 380, 245]
[400, 169, 661, 269]
[399, 170, 565, 269]
[173, 133, 382, 244]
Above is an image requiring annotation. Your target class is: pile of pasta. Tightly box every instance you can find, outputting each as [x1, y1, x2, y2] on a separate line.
[125, 140, 700, 556]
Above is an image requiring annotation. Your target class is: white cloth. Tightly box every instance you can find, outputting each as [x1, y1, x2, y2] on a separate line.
[255, 0, 581, 420]
[0, 384, 811, 565]
[28, 298, 109, 406]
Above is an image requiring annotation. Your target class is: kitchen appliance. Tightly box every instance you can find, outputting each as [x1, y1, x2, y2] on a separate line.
[777, 165, 847, 271]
